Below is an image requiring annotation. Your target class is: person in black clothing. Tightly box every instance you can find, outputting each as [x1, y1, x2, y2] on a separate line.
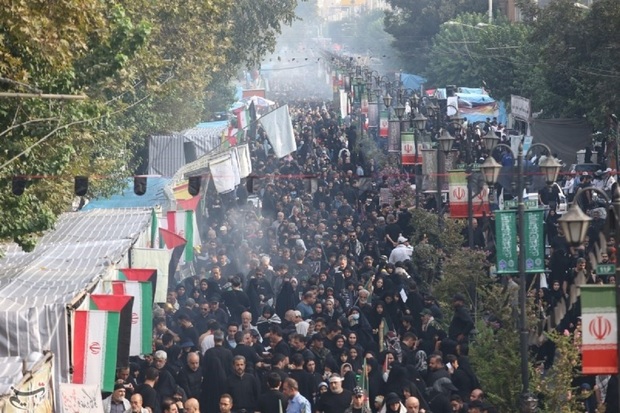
[222, 276, 251, 324]
[225, 355, 260, 413]
[205, 330, 234, 377]
[176, 352, 202, 400]
[257, 372, 288, 413]
[288, 353, 315, 402]
[232, 330, 260, 375]
[448, 294, 474, 343]
[316, 373, 353, 413]
[134, 367, 161, 413]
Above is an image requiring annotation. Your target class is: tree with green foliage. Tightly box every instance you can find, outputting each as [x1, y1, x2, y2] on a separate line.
[0, 0, 301, 250]
[425, 13, 535, 104]
[384, 0, 489, 74]
[524, 0, 620, 127]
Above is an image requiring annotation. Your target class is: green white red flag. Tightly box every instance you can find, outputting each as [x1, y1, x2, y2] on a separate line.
[113, 268, 156, 356]
[581, 285, 618, 374]
[73, 294, 133, 392]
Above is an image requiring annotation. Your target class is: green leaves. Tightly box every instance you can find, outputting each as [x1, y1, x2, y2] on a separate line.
[0, 0, 299, 249]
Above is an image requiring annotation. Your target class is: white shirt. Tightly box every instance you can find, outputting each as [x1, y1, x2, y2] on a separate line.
[389, 244, 413, 264]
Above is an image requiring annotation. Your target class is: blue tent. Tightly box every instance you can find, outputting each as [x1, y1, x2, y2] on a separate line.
[400, 73, 427, 92]
[82, 177, 170, 210]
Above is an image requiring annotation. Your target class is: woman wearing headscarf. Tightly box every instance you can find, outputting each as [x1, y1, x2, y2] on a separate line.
[256, 305, 282, 337]
[347, 306, 378, 354]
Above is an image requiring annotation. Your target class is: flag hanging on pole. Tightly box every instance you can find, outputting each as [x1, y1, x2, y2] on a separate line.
[73, 294, 134, 392]
[159, 227, 187, 288]
[581, 285, 618, 374]
[112, 272, 155, 356]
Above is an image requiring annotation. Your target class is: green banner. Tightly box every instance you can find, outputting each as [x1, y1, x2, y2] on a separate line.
[524, 209, 545, 273]
[495, 210, 517, 274]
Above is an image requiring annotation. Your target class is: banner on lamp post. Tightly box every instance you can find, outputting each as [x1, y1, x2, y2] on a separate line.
[379, 110, 389, 137]
[494, 210, 518, 274]
[524, 209, 545, 273]
[401, 132, 416, 165]
[581, 285, 618, 374]
[388, 120, 400, 153]
[368, 102, 378, 129]
[448, 170, 490, 218]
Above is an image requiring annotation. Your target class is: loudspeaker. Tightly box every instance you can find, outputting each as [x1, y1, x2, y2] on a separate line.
[134, 176, 147, 196]
[74, 176, 89, 196]
[188, 176, 201, 196]
[12, 176, 27, 196]
[246, 176, 254, 194]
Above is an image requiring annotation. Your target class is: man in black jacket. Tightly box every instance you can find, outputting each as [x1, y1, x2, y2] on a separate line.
[225, 356, 260, 413]
[448, 294, 474, 343]
[257, 372, 288, 413]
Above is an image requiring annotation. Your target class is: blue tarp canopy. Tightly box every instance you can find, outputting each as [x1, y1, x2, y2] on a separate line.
[82, 177, 170, 210]
[400, 73, 427, 91]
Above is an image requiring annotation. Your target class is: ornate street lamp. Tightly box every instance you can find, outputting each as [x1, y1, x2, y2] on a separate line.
[538, 156, 562, 185]
[413, 111, 427, 132]
[383, 93, 392, 109]
[480, 155, 502, 187]
[483, 129, 500, 152]
[437, 128, 455, 154]
[557, 199, 592, 246]
[394, 102, 406, 120]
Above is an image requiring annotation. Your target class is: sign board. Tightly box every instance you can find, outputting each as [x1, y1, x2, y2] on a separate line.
[597, 264, 616, 276]
[4, 354, 54, 413]
[511, 95, 531, 121]
[504, 199, 539, 209]
[524, 209, 545, 273]
[367, 102, 378, 129]
[495, 210, 518, 273]
[379, 110, 388, 137]
[387, 120, 400, 153]
[59, 384, 104, 413]
[401, 132, 417, 165]
[581, 286, 618, 374]
[448, 170, 490, 218]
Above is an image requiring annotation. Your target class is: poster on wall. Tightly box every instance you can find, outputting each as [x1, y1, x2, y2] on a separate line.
[4, 353, 54, 413]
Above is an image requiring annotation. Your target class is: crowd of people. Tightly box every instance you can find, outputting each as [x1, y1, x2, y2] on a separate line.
[104, 102, 490, 413]
[105, 99, 620, 413]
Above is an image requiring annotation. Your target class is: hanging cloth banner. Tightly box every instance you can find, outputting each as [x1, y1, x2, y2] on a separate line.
[259, 104, 297, 158]
[209, 154, 236, 194]
[236, 144, 252, 178]
[581, 285, 618, 374]
[388, 119, 401, 153]
[494, 210, 518, 274]
[379, 110, 389, 137]
[447, 170, 490, 218]
[524, 209, 545, 273]
[401, 132, 416, 165]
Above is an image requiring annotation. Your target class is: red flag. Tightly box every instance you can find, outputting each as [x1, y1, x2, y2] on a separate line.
[159, 228, 186, 249]
[118, 268, 156, 282]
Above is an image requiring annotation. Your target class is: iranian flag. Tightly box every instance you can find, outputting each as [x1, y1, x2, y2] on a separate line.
[233, 105, 249, 130]
[581, 285, 618, 374]
[73, 294, 133, 392]
[114, 268, 157, 356]
[166, 210, 198, 262]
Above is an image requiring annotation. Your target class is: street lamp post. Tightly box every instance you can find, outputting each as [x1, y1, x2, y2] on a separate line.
[558, 185, 620, 410]
[412, 110, 428, 209]
[437, 129, 456, 229]
[481, 141, 561, 411]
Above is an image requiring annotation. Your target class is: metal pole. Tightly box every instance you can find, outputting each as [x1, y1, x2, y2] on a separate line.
[415, 129, 421, 208]
[517, 138, 529, 401]
[468, 172, 474, 249]
[437, 149, 443, 229]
